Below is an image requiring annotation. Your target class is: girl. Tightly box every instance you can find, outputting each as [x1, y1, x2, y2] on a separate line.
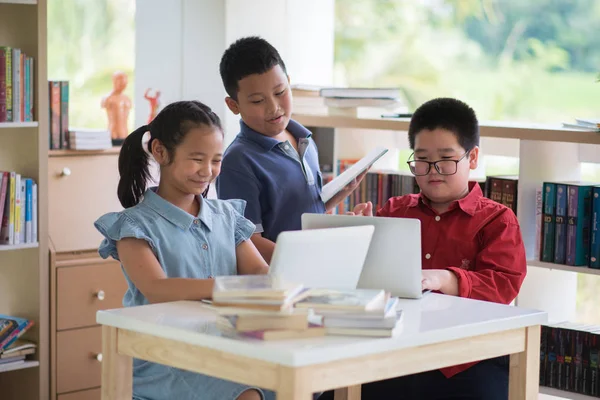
[94, 101, 274, 400]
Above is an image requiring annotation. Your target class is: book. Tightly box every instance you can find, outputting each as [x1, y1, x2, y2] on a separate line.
[591, 186, 600, 269]
[324, 314, 403, 338]
[295, 289, 387, 312]
[320, 146, 388, 203]
[224, 313, 309, 332]
[212, 275, 304, 300]
[216, 317, 325, 341]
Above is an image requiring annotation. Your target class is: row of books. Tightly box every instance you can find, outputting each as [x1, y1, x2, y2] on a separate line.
[208, 275, 403, 340]
[0, 46, 35, 123]
[0, 171, 38, 246]
[539, 182, 599, 269]
[0, 315, 36, 369]
[48, 80, 69, 149]
[540, 322, 600, 397]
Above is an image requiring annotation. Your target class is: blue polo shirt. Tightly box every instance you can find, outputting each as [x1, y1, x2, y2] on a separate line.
[216, 119, 326, 242]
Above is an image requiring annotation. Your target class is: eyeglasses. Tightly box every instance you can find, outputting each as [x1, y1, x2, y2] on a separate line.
[407, 151, 469, 176]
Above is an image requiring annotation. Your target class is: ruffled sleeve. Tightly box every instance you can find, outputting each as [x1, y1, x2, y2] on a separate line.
[223, 199, 256, 246]
[94, 212, 157, 261]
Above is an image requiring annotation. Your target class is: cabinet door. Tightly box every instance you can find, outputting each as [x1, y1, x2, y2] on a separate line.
[48, 154, 122, 252]
[56, 327, 103, 394]
[57, 260, 127, 331]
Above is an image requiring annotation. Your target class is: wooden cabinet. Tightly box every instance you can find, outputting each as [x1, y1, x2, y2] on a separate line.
[49, 149, 128, 400]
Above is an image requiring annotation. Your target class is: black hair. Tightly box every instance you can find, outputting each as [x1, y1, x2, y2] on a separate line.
[408, 98, 479, 151]
[219, 36, 288, 100]
[117, 100, 222, 208]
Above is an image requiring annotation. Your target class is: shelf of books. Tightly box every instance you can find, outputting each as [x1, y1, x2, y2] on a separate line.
[0, 0, 49, 399]
[540, 387, 599, 400]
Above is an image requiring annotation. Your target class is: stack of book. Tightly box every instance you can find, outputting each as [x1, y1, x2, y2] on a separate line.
[211, 275, 325, 340]
[67, 128, 112, 150]
[0, 314, 35, 368]
[295, 289, 403, 337]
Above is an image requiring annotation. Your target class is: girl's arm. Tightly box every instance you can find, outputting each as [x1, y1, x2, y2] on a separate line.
[250, 233, 276, 264]
[236, 239, 269, 275]
[116, 238, 214, 303]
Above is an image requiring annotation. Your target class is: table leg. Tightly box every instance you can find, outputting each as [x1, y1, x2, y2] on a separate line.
[334, 385, 361, 400]
[276, 367, 313, 400]
[509, 325, 541, 400]
[101, 326, 133, 400]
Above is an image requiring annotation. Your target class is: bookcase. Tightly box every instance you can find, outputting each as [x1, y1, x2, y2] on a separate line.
[0, 0, 49, 399]
[294, 113, 600, 400]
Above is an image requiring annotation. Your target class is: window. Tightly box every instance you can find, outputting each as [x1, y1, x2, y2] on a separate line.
[334, 0, 599, 124]
[48, 0, 135, 130]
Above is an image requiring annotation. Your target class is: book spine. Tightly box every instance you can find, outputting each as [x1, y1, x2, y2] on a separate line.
[582, 331, 590, 395]
[0, 50, 6, 122]
[32, 182, 37, 243]
[590, 333, 599, 396]
[28, 56, 34, 121]
[578, 186, 593, 266]
[540, 325, 547, 386]
[0, 172, 7, 232]
[60, 81, 69, 148]
[18, 178, 25, 244]
[591, 187, 600, 269]
[3, 47, 12, 122]
[564, 329, 574, 391]
[25, 179, 32, 244]
[547, 327, 557, 387]
[0, 172, 11, 244]
[566, 186, 579, 265]
[49, 81, 61, 149]
[554, 184, 568, 264]
[11, 48, 19, 122]
[541, 182, 556, 262]
[9, 173, 17, 245]
[534, 187, 543, 262]
[574, 330, 584, 393]
[557, 328, 566, 390]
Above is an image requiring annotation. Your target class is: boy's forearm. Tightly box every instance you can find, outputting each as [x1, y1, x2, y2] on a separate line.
[440, 270, 459, 296]
[250, 233, 275, 264]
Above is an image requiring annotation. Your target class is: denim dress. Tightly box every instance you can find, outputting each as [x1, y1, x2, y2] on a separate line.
[94, 188, 276, 400]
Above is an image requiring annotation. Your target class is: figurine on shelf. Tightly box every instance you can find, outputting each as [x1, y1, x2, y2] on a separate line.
[144, 88, 161, 124]
[101, 71, 132, 146]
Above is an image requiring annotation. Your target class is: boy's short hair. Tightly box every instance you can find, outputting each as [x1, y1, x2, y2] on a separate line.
[408, 98, 479, 151]
[219, 36, 288, 100]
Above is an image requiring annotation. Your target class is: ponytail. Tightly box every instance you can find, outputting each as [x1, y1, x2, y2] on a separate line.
[117, 125, 151, 208]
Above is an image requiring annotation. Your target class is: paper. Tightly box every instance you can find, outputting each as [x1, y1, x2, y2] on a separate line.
[320, 146, 388, 203]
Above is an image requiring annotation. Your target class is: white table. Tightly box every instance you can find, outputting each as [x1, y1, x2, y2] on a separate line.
[97, 293, 546, 399]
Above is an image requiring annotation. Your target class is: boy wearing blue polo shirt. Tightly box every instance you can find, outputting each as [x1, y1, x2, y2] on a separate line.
[216, 36, 362, 262]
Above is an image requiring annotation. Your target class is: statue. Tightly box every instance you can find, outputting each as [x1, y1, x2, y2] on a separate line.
[101, 71, 132, 145]
[144, 88, 161, 124]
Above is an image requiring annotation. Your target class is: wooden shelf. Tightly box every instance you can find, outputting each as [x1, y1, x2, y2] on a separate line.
[0, 360, 39, 374]
[292, 114, 600, 145]
[527, 260, 600, 276]
[0, 122, 39, 128]
[540, 386, 598, 399]
[49, 146, 121, 157]
[0, 0, 37, 4]
[0, 242, 39, 251]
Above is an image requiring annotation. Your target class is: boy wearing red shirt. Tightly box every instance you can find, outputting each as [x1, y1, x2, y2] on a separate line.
[323, 98, 527, 400]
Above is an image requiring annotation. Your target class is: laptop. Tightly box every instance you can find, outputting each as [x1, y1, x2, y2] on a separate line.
[268, 225, 375, 290]
[301, 213, 423, 299]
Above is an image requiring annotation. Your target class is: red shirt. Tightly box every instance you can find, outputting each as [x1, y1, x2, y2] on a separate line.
[377, 182, 527, 378]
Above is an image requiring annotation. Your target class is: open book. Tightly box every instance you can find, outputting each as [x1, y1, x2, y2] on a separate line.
[320, 146, 389, 203]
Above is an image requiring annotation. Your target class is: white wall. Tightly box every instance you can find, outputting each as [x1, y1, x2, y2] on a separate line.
[136, 0, 335, 146]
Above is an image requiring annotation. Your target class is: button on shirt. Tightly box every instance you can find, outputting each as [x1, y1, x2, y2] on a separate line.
[377, 182, 527, 378]
[216, 119, 326, 242]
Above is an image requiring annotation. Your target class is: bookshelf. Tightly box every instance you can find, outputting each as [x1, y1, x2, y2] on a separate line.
[540, 387, 598, 400]
[294, 111, 599, 399]
[0, 1, 49, 400]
